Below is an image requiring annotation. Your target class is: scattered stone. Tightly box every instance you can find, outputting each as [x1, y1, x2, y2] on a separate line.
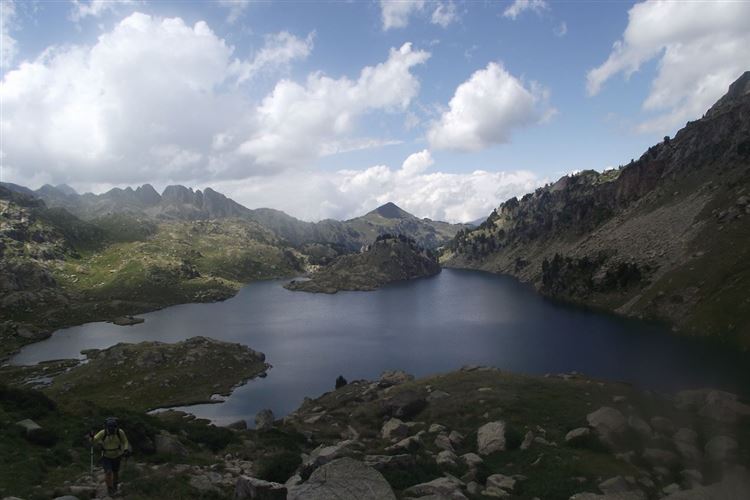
[381, 418, 409, 441]
[565, 427, 590, 444]
[436, 450, 458, 467]
[461, 453, 483, 469]
[521, 431, 534, 450]
[234, 476, 287, 500]
[642, 448, 679, 468]
[288, 458, 396, 500]
[599, 476, 630, 494]
[155, 431, 188, 457]
[364, 454, 416, 471]
[477, 421, 506, 455]
[387, 434, 422, 453]
[255, 409, 275, 430]
[404, 475, 465, 498]
[379, 370, 414, 388]
[429, 423, 447, 433]
[448, 430, 464, 448]
[486, 473, 516, 492]
[627, 416, 652, 440]
[15, 419, 42, 433]
[649, 416, 675, 435]
[427, 390, 451, 402]
[587, 407, 627, 443]
[435, 433, 455, 452]
[704, 435, 738, 462]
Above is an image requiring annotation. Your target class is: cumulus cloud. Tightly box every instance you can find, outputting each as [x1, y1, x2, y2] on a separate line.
[427, 62, 554, 151]
[214, 150, 541, 223]
[1, 12, 429, 189]
[236, 42, 430, 169]
[431, 2, 458, 28]
[380, 0, 425, 30]
[69, 0, 137, 22]
[587, 0, 750, 133]
[218, 0, 250, 24]
[230, 31, 314, 84]
[503, 0, 548, 20]
[1, 0, 18, 68]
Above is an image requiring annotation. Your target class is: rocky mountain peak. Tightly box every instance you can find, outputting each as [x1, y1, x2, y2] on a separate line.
[705, 71, 750, 117]
[372, 202, 410, 219]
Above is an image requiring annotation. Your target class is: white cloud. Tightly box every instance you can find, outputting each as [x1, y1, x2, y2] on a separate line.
[214, 150, 541, 223]
[230, 31, 314, 84]
[431, 2, 458, 28]
[587, 0, 750, 134]
[69, 0, 137, 22]
[236, 42, 430, 169]
[380, 0, 425, 30]
[428, 62, 554, 151]
[503, 0, 548, 20]
[1, 13, 428, 188]
[0, 13, 319, 185]
[554, 21, 567, 37]
[218, 0, 250, 24]
[1, 0, 18, 68]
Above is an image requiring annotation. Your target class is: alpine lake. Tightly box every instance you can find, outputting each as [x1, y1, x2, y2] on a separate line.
[12, 269, 750, 426]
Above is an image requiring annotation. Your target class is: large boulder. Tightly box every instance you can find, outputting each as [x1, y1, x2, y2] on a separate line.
[255, 409, 275, 430]
[586, 407, 627, 444]
[704, 436, 738, 463]
[477, 421, 506, 455]
[404, 475, 465, 498]
[675, 389, 750, 423]
[287, 458, 396, 500]
[382, 390, 427, 420]
[154, 431, 188, 457]
[379, 370, 414, 388]
[381, 418, 409, 440]
[234, 476, 286, 500]
[673, 428, 701, 462]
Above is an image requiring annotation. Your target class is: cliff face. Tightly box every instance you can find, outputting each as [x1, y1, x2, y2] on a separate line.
[286, 234, 441, 293]
[442, 72, 750, 346]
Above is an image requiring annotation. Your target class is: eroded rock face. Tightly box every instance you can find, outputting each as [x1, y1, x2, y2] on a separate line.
[477, 421, 506, 455]
[287, 458, 396, 500]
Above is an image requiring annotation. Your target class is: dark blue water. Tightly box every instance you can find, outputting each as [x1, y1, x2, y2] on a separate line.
[11, 269, 750, 425]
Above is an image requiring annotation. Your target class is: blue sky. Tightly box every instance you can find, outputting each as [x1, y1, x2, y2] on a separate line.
[1, 1, 749, 221]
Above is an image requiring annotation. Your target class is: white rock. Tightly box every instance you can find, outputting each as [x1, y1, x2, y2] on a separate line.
[477, 421, 506, 455]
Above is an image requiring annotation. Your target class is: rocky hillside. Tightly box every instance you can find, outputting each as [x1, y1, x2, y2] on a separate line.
[442, 71, 750, 347]
[3, 362, 748, 499]
[0, 187, 304, 361]
[286, 234, 441, 293]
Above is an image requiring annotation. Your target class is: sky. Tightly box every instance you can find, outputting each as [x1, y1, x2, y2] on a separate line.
[1, 0, 749, 223]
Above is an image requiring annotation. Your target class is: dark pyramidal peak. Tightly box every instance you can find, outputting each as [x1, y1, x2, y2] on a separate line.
[371, 202, 411, 219]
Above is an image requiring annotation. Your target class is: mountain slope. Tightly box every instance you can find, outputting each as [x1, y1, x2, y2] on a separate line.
[442, 71, 750, 347]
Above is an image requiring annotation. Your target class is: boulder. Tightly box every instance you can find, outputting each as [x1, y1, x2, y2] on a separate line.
[227, 420, 248, 431]
[429, 423, 447, 433]
[586, 407, 627, 443]
[288, 458, 396, 500]
[404, 476, 465, 498]
[190, 474, 220, 493]
[521, 431, 534, 450]
[382, 418, 410, 440]
[155, 431, 188, 457]
[15, 419, 42, 433]
[599, 476, 630, 494]
[477, 421, 506, 455]
[386, 433, 423, 453]
[303, 441, 358, 470]
[427, 390, 451, 402]
[649, 416, 675, 435]
[363, 454, 416, 471]
[675, 389, 750, 423]
[435, 433, 455, 452]
[436, 450, 458, 467]
[379, 370, 414, 388]
[565, 427, 590, 444]
[680, 469, 703, 489]
[382, 390, 427, 420]
[673, 428, 701, 462]
[642, 448, 680, 468]
[704, 435, 738, 462]
[627, 416, 652, 440]
[448, 430, 464, 447]
[659, 469, 750, 499]
[255, 409, 275, 430]
[461, 453, 483, 469]
[234, 476, 286, 500]
[486, 473, 516, 492]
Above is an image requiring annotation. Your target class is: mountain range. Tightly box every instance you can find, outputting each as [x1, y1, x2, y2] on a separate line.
[442, 71, 750, 347]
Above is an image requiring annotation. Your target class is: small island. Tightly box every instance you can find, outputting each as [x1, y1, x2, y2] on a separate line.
[286, 234, 441, 293]
[45, 336, 269, 411]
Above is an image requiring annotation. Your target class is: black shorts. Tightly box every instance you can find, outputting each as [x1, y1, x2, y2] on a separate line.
[100, 456, 122, 472]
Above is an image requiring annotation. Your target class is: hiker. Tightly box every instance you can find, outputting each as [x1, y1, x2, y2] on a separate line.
[90, 417, 131, 496]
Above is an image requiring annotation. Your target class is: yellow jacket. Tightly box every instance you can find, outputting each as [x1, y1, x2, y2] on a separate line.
[93, 428, 130, 459]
